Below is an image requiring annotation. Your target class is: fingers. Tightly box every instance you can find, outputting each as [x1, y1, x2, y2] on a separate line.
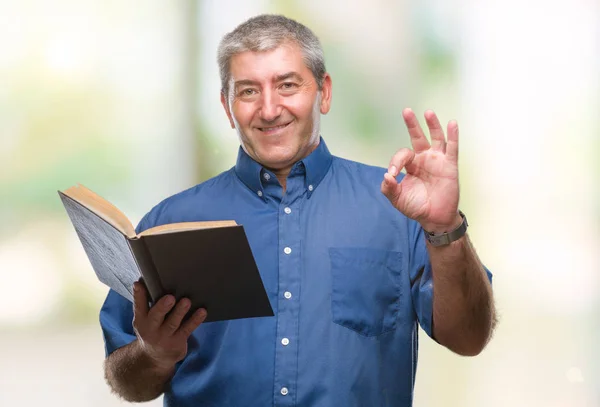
[424, 110, 446, 153]
[176, 308, 208, 340]
[133, 282, 205, 340]
[446, 120, 459, 162]
[387, 147, 415, 178]
[404, 108, 458, 158]
[403, 108, 430, 153]
[133, 280, 150, 321]
[146, 295, 177, 331]
[381, 172, 402, 204]
[162, 298, 192, 335]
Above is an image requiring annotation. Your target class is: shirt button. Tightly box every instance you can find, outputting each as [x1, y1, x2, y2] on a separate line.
[281, 338, 290, 346]
[280, 387, 289, 396]
[263, 173, 271, 180]
[284, 291, 292, 299]
[308, 184, 314, 191]
[284, 247, 292, 255]
[257, 190, 263, 197]
[284, 207, 291, 214]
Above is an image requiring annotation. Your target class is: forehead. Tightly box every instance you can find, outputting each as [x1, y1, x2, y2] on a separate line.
[228, 42, 311, 82]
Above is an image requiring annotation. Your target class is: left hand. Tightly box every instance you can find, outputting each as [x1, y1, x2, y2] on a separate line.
[381, 108, 461, 234]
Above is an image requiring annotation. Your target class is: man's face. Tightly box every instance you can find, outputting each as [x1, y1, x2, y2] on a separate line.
[221, 42, 332, 172]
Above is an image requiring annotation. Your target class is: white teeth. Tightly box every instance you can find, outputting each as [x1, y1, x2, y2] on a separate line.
[261, 124, 287, 131]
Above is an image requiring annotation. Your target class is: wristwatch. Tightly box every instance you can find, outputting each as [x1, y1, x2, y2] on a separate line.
[424, 211, 468, 246]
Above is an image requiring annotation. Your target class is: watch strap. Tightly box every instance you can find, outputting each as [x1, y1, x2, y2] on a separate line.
[424, 211, 468, 246]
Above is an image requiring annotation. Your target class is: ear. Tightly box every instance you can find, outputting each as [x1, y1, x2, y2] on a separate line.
[220, 92, 236, 129]
[319, 73, 332, 115]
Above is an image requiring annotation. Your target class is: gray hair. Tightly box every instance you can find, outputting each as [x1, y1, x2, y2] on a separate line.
[217, 14, 326, 96]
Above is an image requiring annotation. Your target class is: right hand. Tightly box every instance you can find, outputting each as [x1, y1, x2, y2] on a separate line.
[132, 279, 207, 371]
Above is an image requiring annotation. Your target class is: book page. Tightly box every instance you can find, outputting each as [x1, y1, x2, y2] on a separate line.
[60, 192, 140, 302]
[62, 184, 136, 238]
[139, 220, 237, 237]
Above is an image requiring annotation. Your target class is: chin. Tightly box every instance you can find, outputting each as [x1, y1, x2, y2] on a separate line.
[242, 134, 314, 168]
[259, 151, 297, 170]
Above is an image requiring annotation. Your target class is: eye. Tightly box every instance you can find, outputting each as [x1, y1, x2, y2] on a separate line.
[242, 88, 256, 96]
[281, 82, 296, 89]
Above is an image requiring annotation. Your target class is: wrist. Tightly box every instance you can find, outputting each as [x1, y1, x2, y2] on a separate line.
[137, 341, 178, 373]
[421, 212, 463, 235]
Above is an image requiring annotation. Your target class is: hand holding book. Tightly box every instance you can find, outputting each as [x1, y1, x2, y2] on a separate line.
[132, 279, 207, 370]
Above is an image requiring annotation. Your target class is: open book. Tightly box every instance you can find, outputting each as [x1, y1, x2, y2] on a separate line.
[59, 184, 274, 323]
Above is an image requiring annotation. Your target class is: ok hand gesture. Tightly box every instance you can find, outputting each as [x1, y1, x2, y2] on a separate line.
[381, 108, 462, 234]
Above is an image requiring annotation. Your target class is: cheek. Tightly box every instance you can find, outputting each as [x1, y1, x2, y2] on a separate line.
[232, 104, 255, 126]
[287, 98, 316, 121]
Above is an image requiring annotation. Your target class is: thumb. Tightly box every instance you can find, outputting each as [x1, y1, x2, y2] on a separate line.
[381, 172, 402, 204]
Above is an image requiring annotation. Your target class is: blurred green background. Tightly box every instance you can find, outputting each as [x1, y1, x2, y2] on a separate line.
[1, 0, 598, 405]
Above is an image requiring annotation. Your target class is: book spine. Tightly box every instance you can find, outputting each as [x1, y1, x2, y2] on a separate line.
[127, 238, 166, 303]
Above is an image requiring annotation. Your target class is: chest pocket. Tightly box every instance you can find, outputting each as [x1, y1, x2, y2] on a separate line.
[329, 248, 403, 337]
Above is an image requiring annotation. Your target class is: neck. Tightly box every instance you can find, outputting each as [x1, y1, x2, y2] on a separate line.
[273, 168, 290, 193]
[263, 139, 320, 194]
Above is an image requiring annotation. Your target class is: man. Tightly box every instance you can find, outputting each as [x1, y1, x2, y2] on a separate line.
[101, 14, 495, 407]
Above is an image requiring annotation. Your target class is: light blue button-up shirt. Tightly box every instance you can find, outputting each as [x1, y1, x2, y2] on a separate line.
[100, 138, 491, 406]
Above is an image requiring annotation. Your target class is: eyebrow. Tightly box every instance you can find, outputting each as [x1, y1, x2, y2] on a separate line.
[233, 79, 259, 89]
[233, 72, 304, 90]
[274, 72, 303, 82]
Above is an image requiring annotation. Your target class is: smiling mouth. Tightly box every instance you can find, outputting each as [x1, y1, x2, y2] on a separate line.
[257, 122, 291, 133]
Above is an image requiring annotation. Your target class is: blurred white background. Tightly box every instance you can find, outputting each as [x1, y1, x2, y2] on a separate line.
[0, 0, 598, 405]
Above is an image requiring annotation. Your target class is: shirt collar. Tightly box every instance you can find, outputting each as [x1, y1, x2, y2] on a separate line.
[300, 137, 333, 198]
[235, 137, 333, 200]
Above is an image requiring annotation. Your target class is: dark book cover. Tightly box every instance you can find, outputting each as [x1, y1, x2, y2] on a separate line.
[59, 191, 274, 323]
[142, 226, 274, 322]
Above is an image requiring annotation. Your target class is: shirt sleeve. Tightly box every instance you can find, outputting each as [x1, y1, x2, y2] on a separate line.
[408, 220, 493, 339]
[100, 289, 136, 356]
[99, 211, 155, 356]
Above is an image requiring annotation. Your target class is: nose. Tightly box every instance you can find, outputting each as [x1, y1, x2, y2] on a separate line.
[258, 89, 282, 122]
